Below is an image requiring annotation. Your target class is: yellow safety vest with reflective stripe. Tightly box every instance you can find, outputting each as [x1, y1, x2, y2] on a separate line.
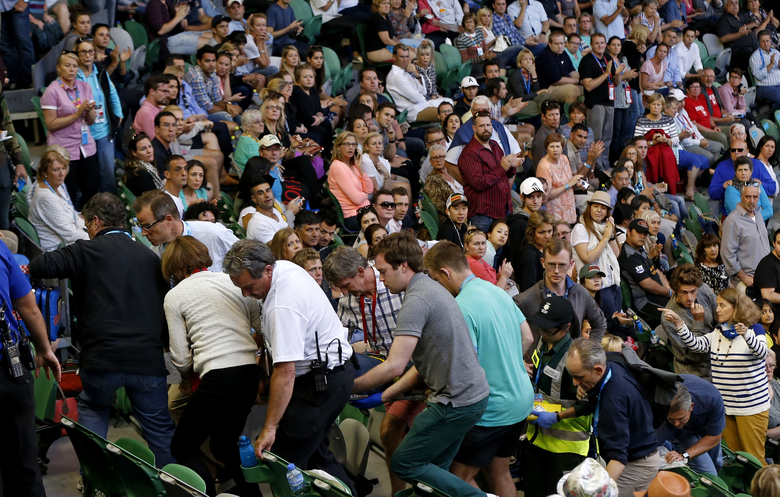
[528, 344, 592, 456]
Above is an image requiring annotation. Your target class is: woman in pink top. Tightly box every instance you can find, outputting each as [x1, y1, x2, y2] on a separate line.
[535, 133, 582, 225]
[464, 229, 512, 289]
[327, 131, 373, 231]
[41, 50, 100, 209]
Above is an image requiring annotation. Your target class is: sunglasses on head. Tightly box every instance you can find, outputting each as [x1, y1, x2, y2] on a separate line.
[473, 110, 491, 117]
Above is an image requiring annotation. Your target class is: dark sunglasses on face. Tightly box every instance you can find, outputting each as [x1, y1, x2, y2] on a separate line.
[731, 148, 745, 153]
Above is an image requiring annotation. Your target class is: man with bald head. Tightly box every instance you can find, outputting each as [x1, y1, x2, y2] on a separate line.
[721, 183, 771, 296]
[708, 140, 777, 215]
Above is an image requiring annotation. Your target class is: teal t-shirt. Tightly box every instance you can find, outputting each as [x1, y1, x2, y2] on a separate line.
[457, 277, 534, 427]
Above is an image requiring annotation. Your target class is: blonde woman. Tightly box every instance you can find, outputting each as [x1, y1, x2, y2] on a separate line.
[475, 7, 496, 50]
[361, 132, 412, 193]
[409, 41, 440, 100]
[280, 45, 300, 79]
[328, 132, 372, 231]
[235, 13, 278, 79]
[507, 49, 552, 114]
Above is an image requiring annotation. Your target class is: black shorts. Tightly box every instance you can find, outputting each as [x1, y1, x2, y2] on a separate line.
[453, 421, 524, 467]
[191, 133, 204, 150]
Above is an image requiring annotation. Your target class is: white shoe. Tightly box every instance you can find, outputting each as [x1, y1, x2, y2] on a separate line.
[76, 478, 84, 493]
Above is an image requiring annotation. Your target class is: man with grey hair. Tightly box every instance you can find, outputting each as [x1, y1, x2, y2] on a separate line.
[323, 245, 417, 495]
[655, 378, 725, 475]
[566, 337, 660, 496]
[721, 182, 771, 294]
[223, 239, 355, 493]
[29, 193, 176, 467]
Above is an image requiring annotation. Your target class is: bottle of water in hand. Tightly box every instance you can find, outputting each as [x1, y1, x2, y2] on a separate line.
[286, 463, 306, 495]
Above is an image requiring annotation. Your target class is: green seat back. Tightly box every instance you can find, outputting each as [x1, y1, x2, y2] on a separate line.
[115, 438, 155, 466]
[12, 193, 30, 219]
[145, 38, 161, 69]
[439, 44, 463, 69]
[243, 450, 353, 496]
[395, 481, 453, 496]
[289, 0, 313, 21]
[324, 184, 347, 227]
[332, 232, 345, 247]
[433, 52, 448, 86]
[115, 387, 133, 416]
[14, 216, 41, 247]
[694, 192, 711, 215]
[420, 210, 438, 239]
[322, 47, 341, 81]
[31, 96, 49, 138]
[620, 279, 632, 309]
[421, 194, 439, 225]
[332, 63, 353, 96]
[162, 463, 207, 493]
[34, 372, 58, 421]
[356, 24, 368, 59]
[61, 417, 127, 497]
[762, 119, 780, 141]
[123, 20, 148, 48]
[106, 444, 167, 497]
[301, 16, 322, 41]
[683, 218, 703, 241]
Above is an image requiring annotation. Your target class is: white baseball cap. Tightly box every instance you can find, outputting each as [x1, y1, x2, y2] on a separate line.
[520, 177, 544, 196]
[461, 76, 479, 88]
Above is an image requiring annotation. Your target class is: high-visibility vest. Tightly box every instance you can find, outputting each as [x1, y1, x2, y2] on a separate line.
[529, 342, 592, 456]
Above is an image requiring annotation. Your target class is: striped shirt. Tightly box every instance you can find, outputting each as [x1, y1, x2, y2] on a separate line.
[337, 266, 403, 355]
[749, 48, 780, 87]
[675, 323, 769, 416]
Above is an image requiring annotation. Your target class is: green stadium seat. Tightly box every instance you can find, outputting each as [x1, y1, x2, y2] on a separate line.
[123, 20, 148, 48]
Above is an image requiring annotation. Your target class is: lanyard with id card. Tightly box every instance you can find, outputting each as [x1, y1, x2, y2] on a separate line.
[594, 54, 615, 101]
[94, 103, 106, 124]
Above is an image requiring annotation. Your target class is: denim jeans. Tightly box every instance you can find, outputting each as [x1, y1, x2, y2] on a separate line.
[167, 31, 204, 55]
[94, 135, 117, 194]
[757, 85, 780, 111]
[469, 214, 494, 233]
[496, 45, 524, 69]
[628, 89, 643, 137]
[672, 431, 723, 475]
[78, 369, 176, 467]
[527, 43, 548, 57]
[0, 10, 35, 86]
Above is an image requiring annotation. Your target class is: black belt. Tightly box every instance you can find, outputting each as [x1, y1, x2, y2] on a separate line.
[328, 364, 346, 375]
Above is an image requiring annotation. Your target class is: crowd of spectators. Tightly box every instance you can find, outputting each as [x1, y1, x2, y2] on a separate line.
[7, 0, 780, 496]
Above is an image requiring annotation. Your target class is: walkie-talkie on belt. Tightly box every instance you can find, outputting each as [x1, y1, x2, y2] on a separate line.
[0, 301, 26, 378]
[311, 331, 328, 392]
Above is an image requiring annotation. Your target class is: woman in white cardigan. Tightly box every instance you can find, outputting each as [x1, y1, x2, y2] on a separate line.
[162, 236, 263, 497]
[28, 147, 88, 252]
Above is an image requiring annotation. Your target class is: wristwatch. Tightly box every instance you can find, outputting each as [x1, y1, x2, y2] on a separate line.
[682, 452, 690, 463]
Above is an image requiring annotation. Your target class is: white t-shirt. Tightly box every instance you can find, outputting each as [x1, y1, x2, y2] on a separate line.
[508, 0, 547, 39]
[154, 220, 239, 272]
[262, 261, 353, 375]
[246, 208, 288, 243]
[165, 190, 185, 219]
[361, 153, 391, 190]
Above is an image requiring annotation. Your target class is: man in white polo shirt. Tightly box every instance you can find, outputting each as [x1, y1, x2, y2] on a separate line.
[246, 175, 303, 243]
[134, 190, 239, 272]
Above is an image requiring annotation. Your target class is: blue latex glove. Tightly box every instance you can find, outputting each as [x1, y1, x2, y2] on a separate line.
[350, 392, 384, 409]
[530, 411, 558, 429]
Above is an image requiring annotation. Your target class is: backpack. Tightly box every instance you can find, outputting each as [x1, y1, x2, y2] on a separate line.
[35, 287, 62, 342]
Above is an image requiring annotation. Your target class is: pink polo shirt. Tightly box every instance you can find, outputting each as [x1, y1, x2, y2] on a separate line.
[133, 100, 162, 137]
[40, 79, 97, 160]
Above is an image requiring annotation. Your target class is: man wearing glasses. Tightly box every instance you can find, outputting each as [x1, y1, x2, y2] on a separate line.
[133, 75, 171, 137]
[418, 126, 447, 184]
[133, 190, 238, 272]
[514, 237, 606, 347]
[373, 189, 400, 234]
[709, 140, 777, 215]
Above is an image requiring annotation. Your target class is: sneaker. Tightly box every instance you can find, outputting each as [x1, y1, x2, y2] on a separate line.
[76, 478, 84, 493]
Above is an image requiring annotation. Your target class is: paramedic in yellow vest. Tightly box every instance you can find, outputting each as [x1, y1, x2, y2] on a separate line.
[524, 296, 594, 497]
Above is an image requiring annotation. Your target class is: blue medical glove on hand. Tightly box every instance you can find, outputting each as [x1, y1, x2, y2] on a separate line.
[531, 411, 558, 429]
[350, 392, 384, 409]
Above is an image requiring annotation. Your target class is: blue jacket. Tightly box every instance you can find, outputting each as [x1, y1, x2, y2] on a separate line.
[724, 184, 773, 221]
[708, 158, 778, 215]
[593, 361, 658, 465]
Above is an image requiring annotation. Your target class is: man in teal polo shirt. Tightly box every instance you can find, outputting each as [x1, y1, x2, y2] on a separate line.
[424, 240, 534, 497]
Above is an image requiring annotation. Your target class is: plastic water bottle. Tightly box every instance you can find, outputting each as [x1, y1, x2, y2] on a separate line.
[671, 234, 679, 251]
[286, 463, 306, 495]
[238, 436, 258, 468]
[252, 89, 262, 107]
[650, 330, 660, 346]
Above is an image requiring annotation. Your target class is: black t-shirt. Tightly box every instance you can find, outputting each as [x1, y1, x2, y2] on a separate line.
[152, 137, 171, 177]
[367, 13, 396, 53]
[454, 97, 471, 117]
[536, 46, 576, 89]
[618, 243, 667, 310]
[622, 40, 645, 92]
[715, 12, 758, 50]
[437, 219, 467, 249]
[579, 53, 616, 108]
[754, 252, 780, 297]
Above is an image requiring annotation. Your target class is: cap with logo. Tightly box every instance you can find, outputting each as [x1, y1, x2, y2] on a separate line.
[461, 76, 479, 88]
[446, 193, 469, 210]
[628, 219, 650, 233]
[527, 296, 575, 329]
[520, 177, 545, 196]
[257, 134, 282, 148]
[579, 264, 607, 280]
[669, 88, 686, 101]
